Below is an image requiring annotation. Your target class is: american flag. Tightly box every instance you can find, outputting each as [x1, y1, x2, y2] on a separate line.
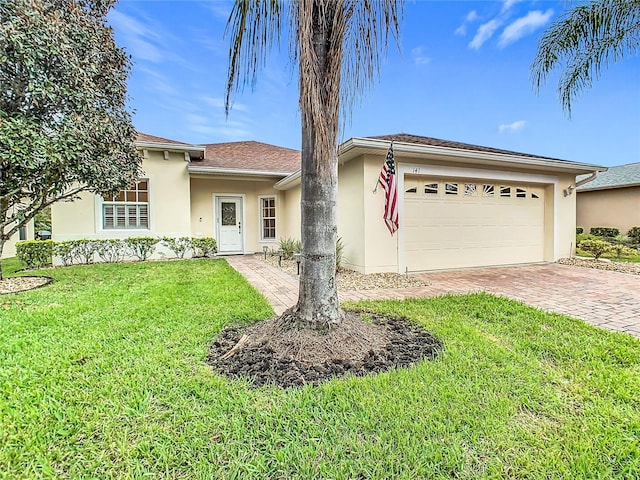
[378, 143, 398, 235]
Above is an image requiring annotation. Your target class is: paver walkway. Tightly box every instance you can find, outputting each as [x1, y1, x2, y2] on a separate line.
[226, 255, 640, 338]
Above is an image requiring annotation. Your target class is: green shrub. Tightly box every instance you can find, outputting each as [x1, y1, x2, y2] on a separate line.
[191, 237, 217, 257]
[576, 233, 597, 243]
[161, 236, 192, 259]
[576, 227, 583, 235]
[628, 226, 640, 244]
[610, 243, 637, 260]
[124, 237, 159, 261]
[16, 240, 53, 269]
[53, 241, 77, 266]
[96, 239, 125, 263]
[71, 239, 98, 264]
[578, 238, 612, 260]
[590, 227, 620, 238]
[279, 237, 301, 260]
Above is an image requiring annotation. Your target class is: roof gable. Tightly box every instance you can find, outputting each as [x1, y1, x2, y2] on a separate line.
[136, 132, 187, 145]
[577, 162, 640, 191]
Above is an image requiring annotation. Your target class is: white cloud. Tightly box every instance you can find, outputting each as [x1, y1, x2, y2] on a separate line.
[501, 0, 522, 14]
[455, 10, 478, 36]
[201, 96, 249, 112]
[469, 20, 501, 50]
[411, 46, 431, 66]
[498, 120, 527, 133]
[499, 9, 554, 47]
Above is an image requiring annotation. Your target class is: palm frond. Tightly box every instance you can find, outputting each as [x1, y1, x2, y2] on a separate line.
[224, 0, 283, 115]
[531, 0, 640, 115]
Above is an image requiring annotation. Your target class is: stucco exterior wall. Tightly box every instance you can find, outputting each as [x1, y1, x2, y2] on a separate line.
[554, 173, 578, 258]
[281, 186, 301, 241]
[337, 157, 366, 272]
[576, 186, 640, 235]
[52, 150, 191, 240]
[362, 154, 400, 273]
[189, 176, 286, 253]
[2, 219, 35, 258]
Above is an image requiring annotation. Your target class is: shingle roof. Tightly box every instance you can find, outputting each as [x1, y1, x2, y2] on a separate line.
[136, 132, 187, 145]
[368, 133, 564, 162]
[191, 141, 301, 174]
[577, 162, 640, 191]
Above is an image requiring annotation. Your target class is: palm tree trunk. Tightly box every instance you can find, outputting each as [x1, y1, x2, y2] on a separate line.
[292, 1, 343, 330]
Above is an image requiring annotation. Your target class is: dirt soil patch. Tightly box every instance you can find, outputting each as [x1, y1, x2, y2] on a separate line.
[0, 276, 52, 294]
[208, 311, 442, 388]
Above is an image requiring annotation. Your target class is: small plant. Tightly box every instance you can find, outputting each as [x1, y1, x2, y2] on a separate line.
[53, 241, 77, 266]
[576, 227, 584, 235]
[590, 227, 620, 238]
[279, 237, 301, 259]
[578, 238, 612, 260]
[336, 236, 344, 272]
[72, 239, 99, 264]
[96, 239, 125, 263]
[628, 226, 640, 244]
[610, 243, 637, 260]
[161, 236, 192, 259]
[124, 237, 159, 261]
[191, 237, 218, 257]
[16, 240, 53, 269]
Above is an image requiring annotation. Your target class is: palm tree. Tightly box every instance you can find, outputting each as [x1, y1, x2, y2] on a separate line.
[225, 0, 402, 330]
[531, 0, 640, 115]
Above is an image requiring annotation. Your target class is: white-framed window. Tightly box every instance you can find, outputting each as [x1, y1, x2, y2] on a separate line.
[102, 180, 149, 230]
[424, 183, 438, 195]
[259, 196, 276, 241]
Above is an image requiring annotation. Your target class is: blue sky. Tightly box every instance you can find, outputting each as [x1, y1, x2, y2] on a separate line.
[110, 0, 640, 167]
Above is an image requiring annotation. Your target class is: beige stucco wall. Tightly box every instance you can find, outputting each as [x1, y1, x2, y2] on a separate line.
[577, 186, 640, 235]
[281, 186, 301, 241]
[2, 219, 35, 258]
[190, 176, 290, 253]
[52, 150, 191, 241]
[337, 157, 367, 272]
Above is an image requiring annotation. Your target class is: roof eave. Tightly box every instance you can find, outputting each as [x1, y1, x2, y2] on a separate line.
[577, 182, 640, 192]
[339, 137, 606, 175]
[187, 165, 293, 178]
[136, 140, 206, 159]
[274, 171, 301, 190]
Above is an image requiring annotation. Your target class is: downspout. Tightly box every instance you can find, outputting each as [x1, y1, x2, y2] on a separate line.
[576, 171, 598, 188]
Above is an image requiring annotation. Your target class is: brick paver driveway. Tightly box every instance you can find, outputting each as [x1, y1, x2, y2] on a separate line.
[226, 256, 640, 338]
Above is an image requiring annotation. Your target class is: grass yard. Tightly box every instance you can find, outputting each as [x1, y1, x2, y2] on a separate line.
[576, 247, 640, 263]
[1, 259, 639, 479]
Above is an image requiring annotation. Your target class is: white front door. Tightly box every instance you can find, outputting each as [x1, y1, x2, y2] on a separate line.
[216, 196, 244, 253]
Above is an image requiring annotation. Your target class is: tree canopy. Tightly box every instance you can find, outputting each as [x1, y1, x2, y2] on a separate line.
[0, 0, 141, 276]
[532, 0, 640, 115]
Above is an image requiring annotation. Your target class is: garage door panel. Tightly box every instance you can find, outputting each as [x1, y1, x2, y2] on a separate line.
[404, 178, 545, 271]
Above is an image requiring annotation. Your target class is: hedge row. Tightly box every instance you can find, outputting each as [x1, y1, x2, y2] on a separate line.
[15, 237, 218, 269]
[579, 226, 640, 243]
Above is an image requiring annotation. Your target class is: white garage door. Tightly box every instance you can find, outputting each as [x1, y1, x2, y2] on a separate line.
[404, 176, 546, 271]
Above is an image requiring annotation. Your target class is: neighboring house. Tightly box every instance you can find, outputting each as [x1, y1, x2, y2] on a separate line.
[576, 162, 640, 236]
[2, 219, 35, 259]
[51, 132, 603, 273]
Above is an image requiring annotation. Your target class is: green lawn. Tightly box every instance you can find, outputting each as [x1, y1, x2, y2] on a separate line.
[1, 259, 639, 479]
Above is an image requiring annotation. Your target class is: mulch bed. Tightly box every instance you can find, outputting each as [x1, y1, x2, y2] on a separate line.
[208, 310, 442, 388]
[0, 276, 53, 294]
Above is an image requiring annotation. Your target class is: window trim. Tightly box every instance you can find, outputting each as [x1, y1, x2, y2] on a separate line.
[96, 178, 152, 233]
[258, 195, 278, 242]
